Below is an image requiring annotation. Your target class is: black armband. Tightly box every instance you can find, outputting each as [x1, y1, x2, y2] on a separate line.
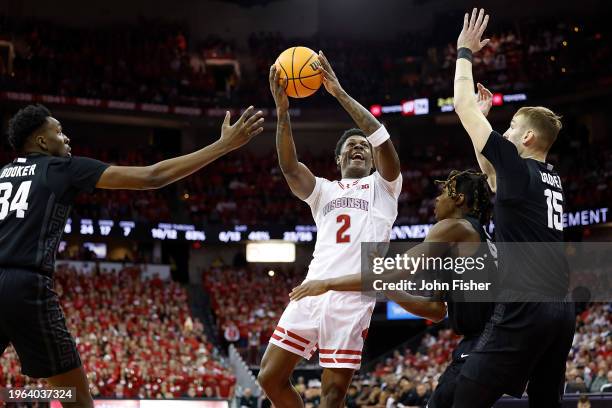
[457, 47, 473, 63]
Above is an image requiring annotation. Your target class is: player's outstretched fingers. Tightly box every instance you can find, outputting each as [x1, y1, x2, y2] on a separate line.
[318, 51, 332, 70]
[477, 83, 492, 99]
[478, 14, 490, 36]
[469, 8, 478, 29]
[319, 68, 331, 83]
[244, 110, 264, 129]
[222, 111, 231, 128]
[237, 106, 255, 124]
[475, 8, 485, 30]
[274, 66, 283, 86]
[269, 65, 275, 83]
[249, 125, 264, 138]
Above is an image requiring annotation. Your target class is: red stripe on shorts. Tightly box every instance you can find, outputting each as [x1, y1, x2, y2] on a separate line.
[335, 349, 361, 355]
[271, 333, 306, 352]
[285, 330, 310, 345]
[276, 326, 310, 345]
[320, 357, 361, 365]
[281, 339, 305, 351]
[272, 333, 306, 351]
[335, 358, 361, 364]
[319, 348, 335, 354]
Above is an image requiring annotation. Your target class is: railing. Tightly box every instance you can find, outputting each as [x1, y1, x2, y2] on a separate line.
[229, 344, 262, 398]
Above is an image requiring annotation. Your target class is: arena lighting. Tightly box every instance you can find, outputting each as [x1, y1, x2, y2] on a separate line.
[369, 104, 382, 117]
[492, 93, 504, 106]
[83, 242, 107, 259]
[246, 242, 296, 263]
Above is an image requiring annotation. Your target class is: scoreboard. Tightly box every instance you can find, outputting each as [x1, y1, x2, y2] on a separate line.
[62, 207, 607, 243]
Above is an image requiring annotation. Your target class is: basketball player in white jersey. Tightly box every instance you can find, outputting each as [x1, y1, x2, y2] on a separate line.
[258, 51, 402, 408]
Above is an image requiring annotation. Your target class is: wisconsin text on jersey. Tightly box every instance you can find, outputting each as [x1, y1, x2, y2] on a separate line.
[322, 197, 369, 216]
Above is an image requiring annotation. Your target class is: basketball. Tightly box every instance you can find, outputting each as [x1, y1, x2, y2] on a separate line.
[275, 46, 323, 98]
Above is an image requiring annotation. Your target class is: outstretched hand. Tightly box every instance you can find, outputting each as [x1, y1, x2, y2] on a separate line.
[476, 82, 493, 117]
[318, 51, 344, 98]
[457, 8, 490, 53]
[289, 280, 329, 302]
[219, 106, 264, 151]
[269, 64, 289, 113]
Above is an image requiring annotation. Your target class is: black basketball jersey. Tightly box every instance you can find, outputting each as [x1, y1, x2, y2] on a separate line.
[482, 131, 569, 297]
[445, 215, 496, 338]
[0, 153, 108, 274]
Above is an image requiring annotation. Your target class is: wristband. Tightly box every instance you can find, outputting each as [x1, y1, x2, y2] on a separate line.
[367, 126, 391, 147]
[457, 47, 473, 63]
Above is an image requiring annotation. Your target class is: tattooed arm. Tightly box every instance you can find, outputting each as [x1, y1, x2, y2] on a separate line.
[453, 8, 493, 153]
[269, 65, 316, 200]
[318, 51, 400, 182]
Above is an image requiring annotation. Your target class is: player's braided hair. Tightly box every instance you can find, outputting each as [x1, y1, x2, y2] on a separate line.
[435, 169, 492, 225]
[7, 104, 51, 151]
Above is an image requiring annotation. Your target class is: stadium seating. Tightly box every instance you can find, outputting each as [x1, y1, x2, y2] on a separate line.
[1, 16, 611, 107]
[0, 265, 236, 399]
[203, 265, 303, 364]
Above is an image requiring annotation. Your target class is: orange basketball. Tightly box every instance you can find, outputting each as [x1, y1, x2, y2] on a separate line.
[275, 46, 323, 98]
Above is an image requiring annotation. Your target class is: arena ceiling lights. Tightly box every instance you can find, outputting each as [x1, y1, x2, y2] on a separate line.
[246, 242, 296, 263]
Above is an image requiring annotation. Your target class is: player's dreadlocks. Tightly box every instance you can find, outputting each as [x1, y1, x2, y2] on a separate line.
[435, 169, 492, 226]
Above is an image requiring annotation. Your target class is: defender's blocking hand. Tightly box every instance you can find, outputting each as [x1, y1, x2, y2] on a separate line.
[476, 83, 493, 117]
[219, 106, 264, 151]
[457, 8, 490, 53]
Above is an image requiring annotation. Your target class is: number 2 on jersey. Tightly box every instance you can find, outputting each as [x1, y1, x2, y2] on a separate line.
[544, 188, 563, 231]
[336, 214, 351, 243]
[0, 181, 32, 220]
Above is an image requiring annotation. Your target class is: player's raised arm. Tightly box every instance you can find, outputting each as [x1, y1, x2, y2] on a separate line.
[96, 107, 264, 190]
[270, 64, 316, 200]
[453, 8, 493, 154]
[472, 83, 497, 192]
[318, 51, 400, 182]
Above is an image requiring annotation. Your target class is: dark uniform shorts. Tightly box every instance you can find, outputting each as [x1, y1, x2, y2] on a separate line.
[0, 267, 81, 378]
[459, 300, 575, 398]
[427, 337, 479, 408]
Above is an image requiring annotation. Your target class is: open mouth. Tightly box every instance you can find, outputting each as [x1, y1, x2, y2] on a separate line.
[350, 152, 365, 161]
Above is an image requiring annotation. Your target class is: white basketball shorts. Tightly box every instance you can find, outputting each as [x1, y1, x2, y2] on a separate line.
[268, 291, 375, 370]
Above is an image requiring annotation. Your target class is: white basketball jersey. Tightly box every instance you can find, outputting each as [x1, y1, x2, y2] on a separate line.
[303, 171, 402, 281]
